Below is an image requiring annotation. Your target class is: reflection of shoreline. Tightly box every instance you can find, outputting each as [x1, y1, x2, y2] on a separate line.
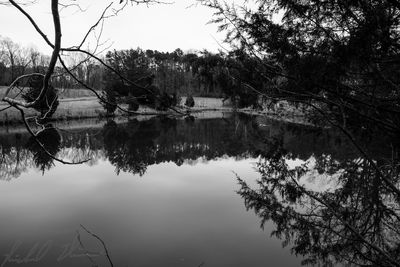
[0, 109, 309, 135]
[0, 112, 233, 135]
[0, 115, 354, 181]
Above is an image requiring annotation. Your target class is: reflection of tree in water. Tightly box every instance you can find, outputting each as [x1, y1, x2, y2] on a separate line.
[1, 117, 398, 265]
[237, 136, 400, 266]
[102, 119, 161, 175]
[101, 114, 270, 175]
[0, 133, 33, 181]
[25, 125, 61, 173]
[0, 115, 353, 178]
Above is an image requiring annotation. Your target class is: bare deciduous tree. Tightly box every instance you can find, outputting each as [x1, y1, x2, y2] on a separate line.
[1, 0, 174, 165]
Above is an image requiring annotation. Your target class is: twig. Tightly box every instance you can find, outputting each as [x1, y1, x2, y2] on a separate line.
[80, 224, 114, 267]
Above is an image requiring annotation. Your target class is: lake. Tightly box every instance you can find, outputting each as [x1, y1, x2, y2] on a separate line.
[0, 113, 393, 267]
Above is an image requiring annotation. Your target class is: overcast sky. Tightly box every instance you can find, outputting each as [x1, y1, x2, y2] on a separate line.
[0, 0, 228, 54]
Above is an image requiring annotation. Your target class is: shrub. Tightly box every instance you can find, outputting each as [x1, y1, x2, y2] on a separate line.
[100, 90, 117, 115]
[127, 96, 139, 111]
[154, 92, 171, 111]
[185, 95, 195, 107]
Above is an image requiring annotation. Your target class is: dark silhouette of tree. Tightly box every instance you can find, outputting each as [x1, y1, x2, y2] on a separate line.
[194, 4, 400, 262]
[200, 0, 400, 132]
[100, 90, 117, 115]
[185, 95, 195, 107]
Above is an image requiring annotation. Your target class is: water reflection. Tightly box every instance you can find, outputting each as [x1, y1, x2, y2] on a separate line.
[26, 125, 61, 174]
[0, 114, 354, 180]
[1, 114, 397, 266]
[237, 133, 400, 266]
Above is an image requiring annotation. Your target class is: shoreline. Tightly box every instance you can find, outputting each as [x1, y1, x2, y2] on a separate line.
[0, 96, 312, 127]
[0, 110, 314, 136]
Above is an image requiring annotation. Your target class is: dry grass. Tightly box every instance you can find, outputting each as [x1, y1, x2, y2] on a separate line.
[0, 86, 102, 123]
[57, 88, 100, 99]
[55, 97, 104, 118]
[0, 86, 7, 96]
[0, 92, 229, 125]
[180, 97, 225, 108]
[0, 97, 105, 124]
[0, 86, 100, 99]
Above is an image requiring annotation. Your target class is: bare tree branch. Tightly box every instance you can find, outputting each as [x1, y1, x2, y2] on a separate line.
[80, 224, 114, 267]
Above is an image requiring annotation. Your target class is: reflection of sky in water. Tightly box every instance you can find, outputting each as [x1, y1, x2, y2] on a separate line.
[286, 156, 342, 193]
[0, 158, 302, 267]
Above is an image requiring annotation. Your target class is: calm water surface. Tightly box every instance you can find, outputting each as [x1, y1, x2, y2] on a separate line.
[0, 114, 353, 266]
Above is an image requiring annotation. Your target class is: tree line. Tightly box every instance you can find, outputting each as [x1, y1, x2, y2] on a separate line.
[101, 47, 269, 112]
[0, 36, 104, 89]
[1, 36, 269, 116]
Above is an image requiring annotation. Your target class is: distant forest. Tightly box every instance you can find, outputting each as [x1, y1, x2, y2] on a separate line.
[0, 36, 264, 108]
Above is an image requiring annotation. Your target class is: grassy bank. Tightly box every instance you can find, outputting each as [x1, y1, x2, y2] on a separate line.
[0, 95, 230, 124]
[0, 86, 309, 126]
[0, 86, 96, 99]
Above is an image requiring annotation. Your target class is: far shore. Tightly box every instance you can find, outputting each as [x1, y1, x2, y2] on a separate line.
[0, 95, 311, 127]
